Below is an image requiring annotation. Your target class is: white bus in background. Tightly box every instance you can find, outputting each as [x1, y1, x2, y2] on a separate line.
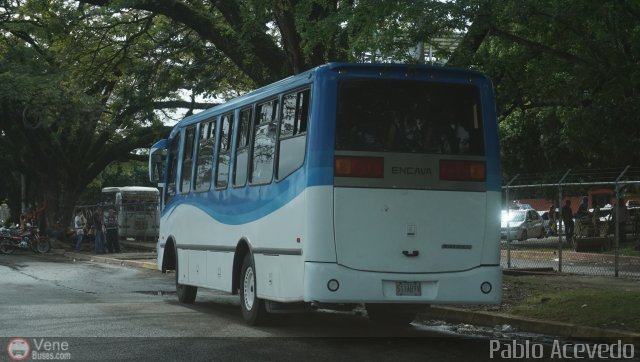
[149, 63, 502, 326]
[101, 186, 160, 242]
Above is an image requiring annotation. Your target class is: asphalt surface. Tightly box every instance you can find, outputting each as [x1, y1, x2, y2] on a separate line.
[0, 253, 522, 361]
[61, 239, 640, 341]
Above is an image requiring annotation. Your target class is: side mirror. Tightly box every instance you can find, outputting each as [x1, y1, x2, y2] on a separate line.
[149, 153, 163, 183]
[148, 139, 167, 185]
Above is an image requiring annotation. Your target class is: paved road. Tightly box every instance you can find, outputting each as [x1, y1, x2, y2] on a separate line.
[0, 253, 523, 361]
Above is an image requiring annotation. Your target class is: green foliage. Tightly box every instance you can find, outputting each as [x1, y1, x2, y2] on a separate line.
[2, 0, 639, 225]
[79, 160, 154, 204]
[451, 0, 640, 176]
[512, 287, 640, 332]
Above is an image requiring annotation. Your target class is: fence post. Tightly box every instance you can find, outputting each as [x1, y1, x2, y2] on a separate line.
[505, 175, 519, 269]
[557, 169, 571, 273]
[614, 165, 630, 277]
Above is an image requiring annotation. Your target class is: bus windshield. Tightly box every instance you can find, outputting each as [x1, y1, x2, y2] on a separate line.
[336, 79, 484, 155]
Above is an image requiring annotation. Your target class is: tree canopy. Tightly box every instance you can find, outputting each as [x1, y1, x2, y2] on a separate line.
[448, 0, 640, 174]
[0, 0, 638, 227]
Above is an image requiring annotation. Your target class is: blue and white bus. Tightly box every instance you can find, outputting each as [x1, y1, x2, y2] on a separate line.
[149, 63, 501, 325]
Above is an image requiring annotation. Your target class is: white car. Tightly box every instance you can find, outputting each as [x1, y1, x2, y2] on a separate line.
[501, 209, 545, 241]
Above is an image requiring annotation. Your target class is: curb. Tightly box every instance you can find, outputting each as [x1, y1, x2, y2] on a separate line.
[422, 306, 640, 342]
[63, 251, 157, 271]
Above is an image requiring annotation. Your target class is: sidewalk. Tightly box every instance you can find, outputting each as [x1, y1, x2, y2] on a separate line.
[60, 239, 157, 270]
[58, 241, 640, 342]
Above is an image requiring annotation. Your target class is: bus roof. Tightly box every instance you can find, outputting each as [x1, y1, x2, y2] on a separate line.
[169, 62, 490, 138]
[102, 186, 159, 194]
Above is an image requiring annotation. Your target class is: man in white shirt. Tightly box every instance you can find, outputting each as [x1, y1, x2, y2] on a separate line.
[74, 209, 86, 253]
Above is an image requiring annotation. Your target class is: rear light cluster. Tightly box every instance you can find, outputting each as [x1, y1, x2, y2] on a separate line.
[439, 160, 486, 181]
[334, 156, 384, 178]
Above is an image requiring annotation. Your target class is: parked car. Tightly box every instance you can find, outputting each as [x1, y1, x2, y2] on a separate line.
[501, 209, 545, 241]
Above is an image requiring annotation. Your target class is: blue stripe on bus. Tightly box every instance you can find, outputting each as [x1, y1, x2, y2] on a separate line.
[163, 168, 321, 225]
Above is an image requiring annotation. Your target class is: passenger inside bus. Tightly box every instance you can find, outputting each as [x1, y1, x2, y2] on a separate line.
[336, 80, 484, 155]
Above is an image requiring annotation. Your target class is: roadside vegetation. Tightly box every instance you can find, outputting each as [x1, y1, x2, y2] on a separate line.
[503, 275, 640, 332]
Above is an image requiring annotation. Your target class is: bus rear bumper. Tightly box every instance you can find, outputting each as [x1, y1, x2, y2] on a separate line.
[303, 262, 502, 304]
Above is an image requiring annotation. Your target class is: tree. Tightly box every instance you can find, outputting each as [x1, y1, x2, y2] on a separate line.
[0, 1, 243, 227]
[447, 0, 640, 176]
[78, 0, 459, 85]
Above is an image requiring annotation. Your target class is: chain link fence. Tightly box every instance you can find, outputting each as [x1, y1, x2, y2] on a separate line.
[501, 166, 640, 279]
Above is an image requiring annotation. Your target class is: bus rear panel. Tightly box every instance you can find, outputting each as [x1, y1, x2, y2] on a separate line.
[303, 66, 501, 305]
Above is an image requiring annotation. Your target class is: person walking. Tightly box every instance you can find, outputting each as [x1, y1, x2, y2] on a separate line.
[561, 200, 574, 241]
[93, 206, 105, 254]
[74, 209, 87, 253]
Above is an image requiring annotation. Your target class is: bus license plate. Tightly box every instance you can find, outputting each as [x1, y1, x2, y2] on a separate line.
[396, 282, 421, 296]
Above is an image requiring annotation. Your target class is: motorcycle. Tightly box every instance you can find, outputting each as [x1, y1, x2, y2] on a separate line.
[0, 224, 51, 255]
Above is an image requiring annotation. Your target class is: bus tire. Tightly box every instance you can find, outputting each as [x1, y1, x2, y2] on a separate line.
[366, 305, 415, 326]
[239, 254, 270, 325]
[175, 252, 197, 304]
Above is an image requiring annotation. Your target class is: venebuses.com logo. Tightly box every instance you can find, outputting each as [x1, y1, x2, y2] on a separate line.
[5, 337, 72, 361]
[6, 338, 31, 361]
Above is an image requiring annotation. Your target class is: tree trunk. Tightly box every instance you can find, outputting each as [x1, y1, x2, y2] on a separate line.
[39, 176, 83, 242]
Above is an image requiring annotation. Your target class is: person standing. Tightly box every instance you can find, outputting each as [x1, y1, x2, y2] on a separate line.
[93, 206, 105, 254]
[104, 207, 120, 253]
[592, 201, 601, 236]
[547, 204, 557, 236]
[0, 200, 10, 226]
[74, 209, 87, 253]
[561, 200, 574, 241]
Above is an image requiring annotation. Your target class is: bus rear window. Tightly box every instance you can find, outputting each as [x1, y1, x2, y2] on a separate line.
[336, 80, 484, 155]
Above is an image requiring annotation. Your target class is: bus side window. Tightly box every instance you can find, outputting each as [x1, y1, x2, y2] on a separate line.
[251, 99, 278, 185]
[165, 136, 180, 205]
[216, 113, 234, 189]
[180, 126, 196, 193]
[234, 107, 252, 187]
[277, 88, 309, 179]
[194, 120, 216, 192]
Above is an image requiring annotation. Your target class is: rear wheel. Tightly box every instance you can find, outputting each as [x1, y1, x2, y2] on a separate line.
[366, 304, 416, 326]
[239, 254, 270, 325]
[35, 237, 51, 254]
[175, 250, 197, 304]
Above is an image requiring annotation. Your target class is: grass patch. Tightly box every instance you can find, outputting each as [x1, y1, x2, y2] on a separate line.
[510, 287, 640, 332]
[602, 242, 640, 257]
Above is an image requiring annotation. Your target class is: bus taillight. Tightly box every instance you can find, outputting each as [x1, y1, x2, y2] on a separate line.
[334, 156, 384, 178]
[439, 160, 486, 181]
